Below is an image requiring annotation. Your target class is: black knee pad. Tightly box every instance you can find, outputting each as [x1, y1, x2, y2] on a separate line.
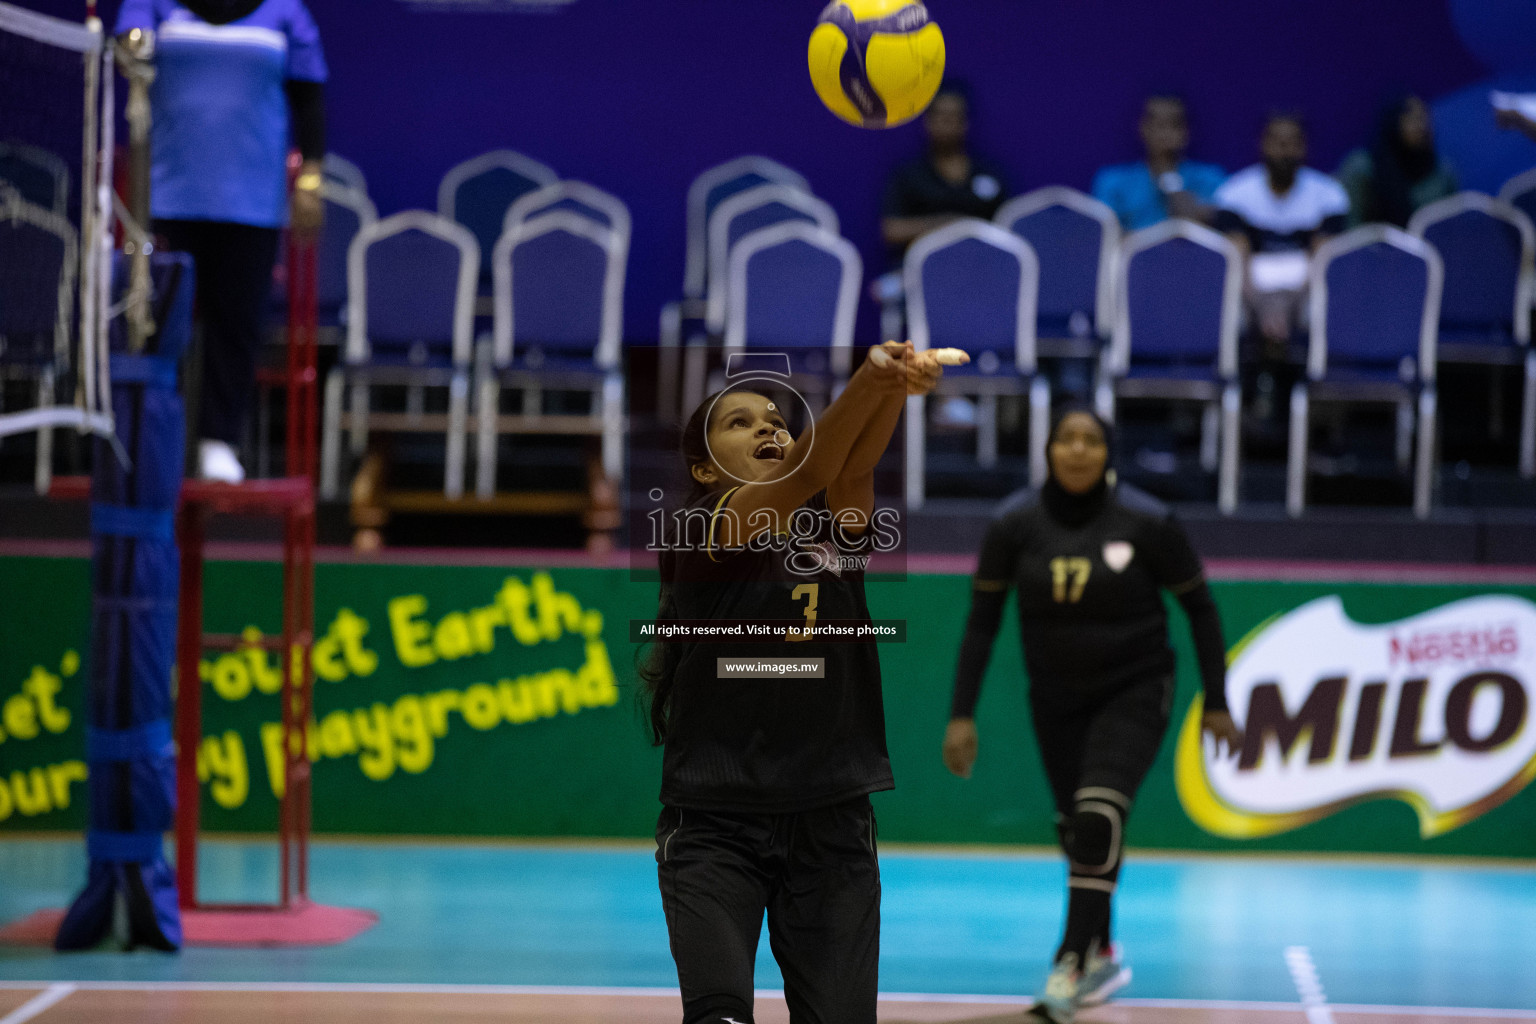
[1065, 801, 1122, 875]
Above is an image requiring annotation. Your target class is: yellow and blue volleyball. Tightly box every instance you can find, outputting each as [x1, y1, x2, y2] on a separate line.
[808, 0, 946, 129]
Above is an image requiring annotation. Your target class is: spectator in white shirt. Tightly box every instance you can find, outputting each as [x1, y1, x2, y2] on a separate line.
[1215, 113, 1348, 350]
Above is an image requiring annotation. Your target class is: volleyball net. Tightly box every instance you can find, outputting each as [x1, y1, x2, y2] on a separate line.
[0, 1, 116, 484]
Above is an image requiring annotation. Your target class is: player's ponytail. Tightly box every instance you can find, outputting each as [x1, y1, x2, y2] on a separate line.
[638, 393, 722, 745]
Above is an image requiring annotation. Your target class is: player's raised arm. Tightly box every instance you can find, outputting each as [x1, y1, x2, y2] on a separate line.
[701, 345, 913, 549]
[827, 342, 950, 532]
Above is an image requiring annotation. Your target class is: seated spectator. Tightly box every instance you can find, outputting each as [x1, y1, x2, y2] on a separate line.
[880, 82, 1009, 425]
[881, 81, 1009, 267]
[1215, 112, 1349, 349]
[1092, 94, 1226, 232]
[1338, 95, 1457, 228]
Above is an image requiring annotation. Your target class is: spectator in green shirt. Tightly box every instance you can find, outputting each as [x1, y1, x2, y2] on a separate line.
[1337, 95, 1457, 228]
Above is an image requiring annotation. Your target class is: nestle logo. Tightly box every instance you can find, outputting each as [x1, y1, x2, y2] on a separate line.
[1389, 624, 1518, 667]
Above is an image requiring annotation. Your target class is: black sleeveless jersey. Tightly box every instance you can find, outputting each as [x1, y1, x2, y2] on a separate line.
[657, 488, 894, 813]
[974, 484, 1212, 700]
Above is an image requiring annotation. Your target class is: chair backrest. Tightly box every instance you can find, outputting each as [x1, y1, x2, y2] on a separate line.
[685, 155, 810, 300]
[1497, 167, 1536, 238]
[0, 193, 76, 362]
[1408, 192, 1533, 345]
[1308, 225, 1443, 382]
[503, 180, 632, 260]
[317, 183, 377, 323]
[322, 153, 368, 195]
[0, 142, 68, 217]
[707, 184, 839, 332]
[904, 219, 1039, 374]
[1111, 219, 1241, 378]
[347, 210, 478, 367]
[437, 150, 558, 280]
[724, 221, 861, 356]
[995, 186, 1118, 340]
[492, 210, 625, 371]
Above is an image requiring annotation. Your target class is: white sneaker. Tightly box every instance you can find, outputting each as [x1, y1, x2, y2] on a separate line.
[198, 439, 245, 483]
[1032, 952, 1080, 1024]
[1078, 941, 1132, 1006]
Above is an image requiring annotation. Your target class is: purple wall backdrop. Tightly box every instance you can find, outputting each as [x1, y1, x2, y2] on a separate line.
[22, 0, 1501, 341]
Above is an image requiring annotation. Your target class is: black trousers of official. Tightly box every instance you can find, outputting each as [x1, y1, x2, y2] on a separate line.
[656, 796, 880, 1024]
[155, 220, 282, 448]
[1030, 673, 1173, 960]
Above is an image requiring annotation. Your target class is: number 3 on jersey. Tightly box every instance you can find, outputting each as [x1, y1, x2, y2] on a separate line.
[787, 583, 819, 642]
[1050, 557, 1091, 603]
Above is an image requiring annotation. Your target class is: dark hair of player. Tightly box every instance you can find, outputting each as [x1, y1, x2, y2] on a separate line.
[637, 390, 741, 745]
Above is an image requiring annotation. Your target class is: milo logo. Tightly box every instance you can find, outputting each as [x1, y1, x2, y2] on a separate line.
[1176, 595, 1536, 838]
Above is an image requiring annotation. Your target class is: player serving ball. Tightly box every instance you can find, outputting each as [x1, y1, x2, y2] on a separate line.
[640, 342, 954, 1024]
[942, 407, 1243, 1024]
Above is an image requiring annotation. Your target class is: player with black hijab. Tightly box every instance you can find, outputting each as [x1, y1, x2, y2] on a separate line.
[941, 406, 1243, 1023]
[641, 342, 945, 1024]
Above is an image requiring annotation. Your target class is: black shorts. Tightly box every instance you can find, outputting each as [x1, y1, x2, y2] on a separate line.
[1029, 674, 1173, 816]
[655, 795, 880, 1024]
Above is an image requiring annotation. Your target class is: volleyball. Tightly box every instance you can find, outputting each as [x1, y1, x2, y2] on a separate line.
[808, 0, 946, 129]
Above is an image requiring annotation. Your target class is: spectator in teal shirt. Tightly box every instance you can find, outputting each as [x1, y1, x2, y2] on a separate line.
[1092, 96, 1226, 232]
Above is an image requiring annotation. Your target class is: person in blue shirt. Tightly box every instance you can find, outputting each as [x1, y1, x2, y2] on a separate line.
[115, 0, 328, 483]
[1092, 96, 1226, 233]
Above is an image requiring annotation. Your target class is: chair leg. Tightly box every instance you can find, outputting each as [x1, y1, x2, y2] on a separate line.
[1219, 382, 1241, 515]
[1286, 383, 1310, 518]
[34, 368, 54, 495]
[1415, 386, 1437, 520]
[1029, 376, 1051, 488]
[1394, 397, 1413, 472]
[320, 368, 345, 500]
[602, 372, 624, 484]
[445, 371, 468, 500]
[475, 375, 500, 501]
[658, 302, 680, 423]
[1199, 401, 1219, 473]
[977, 393, 998, 469]
[1488, 364, 1504, 442]
[905, 394, 926, 509]
[347, 382, 368, 457]
[683, 341, 707, 419]
[1521, 351, 1536, 479]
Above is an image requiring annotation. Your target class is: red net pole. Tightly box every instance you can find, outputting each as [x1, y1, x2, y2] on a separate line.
[280, 223, 318, 907]
[285, 230, 319, 481]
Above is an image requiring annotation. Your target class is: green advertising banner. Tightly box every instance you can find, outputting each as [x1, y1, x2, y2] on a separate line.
[2, 555, 1534, 858]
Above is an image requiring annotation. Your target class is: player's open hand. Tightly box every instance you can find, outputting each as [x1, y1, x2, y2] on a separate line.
[868, 341, 962, 396]
[942, 717, 978, 778]
[1202, 709, 1243, 760]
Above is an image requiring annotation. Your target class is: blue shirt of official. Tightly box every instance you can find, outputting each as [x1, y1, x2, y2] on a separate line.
[115, 0, 328, 228]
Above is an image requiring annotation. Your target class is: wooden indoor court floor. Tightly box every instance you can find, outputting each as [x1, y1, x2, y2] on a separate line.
[0, 985, 1528, 1024]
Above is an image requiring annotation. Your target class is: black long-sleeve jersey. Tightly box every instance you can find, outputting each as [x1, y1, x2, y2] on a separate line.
[659, 488, 894, 814]
[950, 483, 1229, 718]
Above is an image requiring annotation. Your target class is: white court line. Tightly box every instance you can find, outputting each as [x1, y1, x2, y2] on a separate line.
[0, 980, 1531, 1016]
[1286, 946, 1336, 1024]
[0, 984, 75, 1024]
